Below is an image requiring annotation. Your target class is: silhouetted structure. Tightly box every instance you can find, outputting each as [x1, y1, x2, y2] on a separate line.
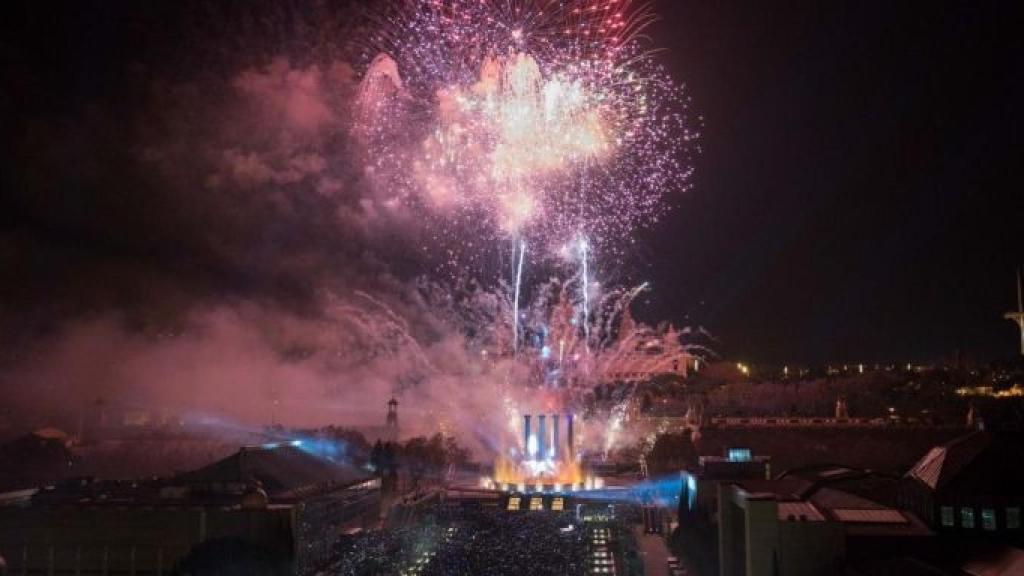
[900, 430, 1024, 538]
[1006, 269, 1024, 356]
[718, 476, 931, 576]
[0, 444, 380, 575]
[835, 396, 849, 419]
[386, 397, 399, 440]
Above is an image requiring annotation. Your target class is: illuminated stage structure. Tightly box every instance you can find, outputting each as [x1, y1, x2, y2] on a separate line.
[490, 412, 603, 492]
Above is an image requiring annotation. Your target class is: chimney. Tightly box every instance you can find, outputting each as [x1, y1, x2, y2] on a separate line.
[538, 415, 547, 460]
[524, 414, 531, 456]
[566, 413, 575, 460]
[551, 414, 560, 459]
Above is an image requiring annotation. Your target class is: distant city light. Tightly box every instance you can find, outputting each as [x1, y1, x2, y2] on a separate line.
[956, 384, 1023, 398]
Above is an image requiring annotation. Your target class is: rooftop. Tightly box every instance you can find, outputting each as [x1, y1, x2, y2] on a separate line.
[175, 444, 372, 499]
[20, 444, 376, 508]
[777, 501, 825, 522]
[695, 426, 967, 475]
[730, 465, 932, 537]
[904, 430, 1024, 494]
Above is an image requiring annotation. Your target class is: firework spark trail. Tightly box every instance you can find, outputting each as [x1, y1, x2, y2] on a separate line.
[513, 240, 526, 353]
[579, 236, 591, 349]
[331, 292, 438, 377]
[598, 281, 649, 349]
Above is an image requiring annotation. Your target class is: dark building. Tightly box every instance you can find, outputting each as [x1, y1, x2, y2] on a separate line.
[698, 448, 772, 480]
[718, 472, 932, 576]
[704, 430, 1024, 575]
[0, 430, 75, 492]
[899, 430, 1024, 539]
[693, 425, 968, 475]
[679, 446, 771, 520]
[0, 444, 380, 575]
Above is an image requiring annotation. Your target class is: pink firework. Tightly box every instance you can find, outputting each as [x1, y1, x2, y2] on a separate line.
[353, 0, 698, 262]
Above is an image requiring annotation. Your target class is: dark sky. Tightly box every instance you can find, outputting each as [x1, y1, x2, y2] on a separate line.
[638, 1, 1024, 364]
[2, 1, 1022, 366]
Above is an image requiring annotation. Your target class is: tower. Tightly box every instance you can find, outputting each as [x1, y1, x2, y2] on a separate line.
[524, 414, 532, 457]
[386, 397, 399, 438]
[551, 413, 559, 459]
[835, 396, 849, 419]
[1006, 269, 1024, 356]
[566, 413, 575, 461]
[538, 415, 547, 460]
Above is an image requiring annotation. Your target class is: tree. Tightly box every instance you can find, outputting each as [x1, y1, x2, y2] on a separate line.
[370, 440, 384, 474]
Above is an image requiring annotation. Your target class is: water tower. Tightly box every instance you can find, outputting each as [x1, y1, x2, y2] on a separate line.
[386, 397, 399, 439]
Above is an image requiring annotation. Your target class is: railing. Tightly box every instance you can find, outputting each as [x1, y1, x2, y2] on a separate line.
[704, 416, 954, 428]
[0, 544, 179, 576]
[635, 415, 963, 428]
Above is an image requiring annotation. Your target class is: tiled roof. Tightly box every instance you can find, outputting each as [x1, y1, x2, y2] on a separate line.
[831, 508, 906, 524]
[906, 431, 991, 490]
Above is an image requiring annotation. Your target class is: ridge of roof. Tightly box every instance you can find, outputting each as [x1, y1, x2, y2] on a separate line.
[175, 445, 370, 498]
[905, 430, 991, 490]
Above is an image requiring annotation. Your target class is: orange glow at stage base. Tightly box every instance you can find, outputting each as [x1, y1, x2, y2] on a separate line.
[492, 453, 585, 489]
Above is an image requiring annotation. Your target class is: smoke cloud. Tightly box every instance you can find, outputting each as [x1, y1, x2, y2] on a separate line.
[0, 1, 505, 444]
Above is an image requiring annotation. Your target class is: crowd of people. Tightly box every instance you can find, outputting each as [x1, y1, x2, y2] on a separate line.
[328, 503, 597, 576]
[329, 524, 439, 575]
[422, 506, 587, 576]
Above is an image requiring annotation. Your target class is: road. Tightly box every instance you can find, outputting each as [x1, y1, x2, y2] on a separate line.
[633, 526, 671, 576]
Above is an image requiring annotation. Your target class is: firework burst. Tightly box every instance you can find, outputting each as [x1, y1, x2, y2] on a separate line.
[352, 0, 698, 264]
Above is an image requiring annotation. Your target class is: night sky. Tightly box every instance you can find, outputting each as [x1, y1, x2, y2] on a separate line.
[640, 1, 1023, 364]
[2, 1, 1023, 367]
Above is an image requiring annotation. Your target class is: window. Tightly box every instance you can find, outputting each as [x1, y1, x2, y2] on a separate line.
[551, 497, 564, 511]
[529, 497, 544, 511]
[727, 448, 752, 462]
[982, 509, 997, 531]
[961, 507, 975, 529]
[1007, 507, 1021, 529]
[940, 506, 955, 527]
[507, 497, 521, 511]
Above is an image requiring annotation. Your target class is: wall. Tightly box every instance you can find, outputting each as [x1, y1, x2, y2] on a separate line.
[0, 505, 294, 575]
[777, 520, 845, 575]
